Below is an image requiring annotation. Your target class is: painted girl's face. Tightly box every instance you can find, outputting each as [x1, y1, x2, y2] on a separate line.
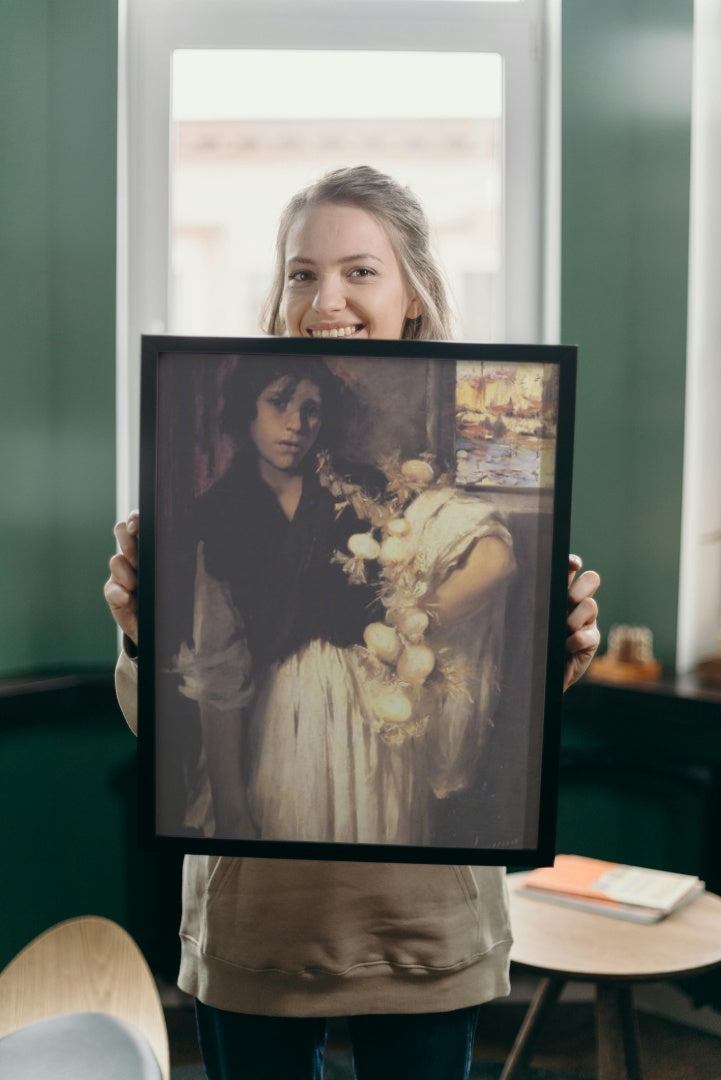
[250, 376, 323, 477]
[281, 203, 421, 341]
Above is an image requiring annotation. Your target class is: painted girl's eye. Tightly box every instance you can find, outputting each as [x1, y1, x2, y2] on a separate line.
[302, 401, 321, 423]
[263, 386, 294, 410]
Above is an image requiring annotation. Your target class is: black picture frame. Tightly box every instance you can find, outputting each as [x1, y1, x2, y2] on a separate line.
[138, 335, 576, 866]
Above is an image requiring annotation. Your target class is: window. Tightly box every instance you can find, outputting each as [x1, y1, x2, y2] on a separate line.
[169, 49, 503, 340]
[118, 0, 557, 510]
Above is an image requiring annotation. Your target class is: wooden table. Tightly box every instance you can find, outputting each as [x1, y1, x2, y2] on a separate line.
[502, 873, 721, 1080]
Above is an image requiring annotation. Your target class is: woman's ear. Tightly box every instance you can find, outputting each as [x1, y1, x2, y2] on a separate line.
[406, 296, 423, 320]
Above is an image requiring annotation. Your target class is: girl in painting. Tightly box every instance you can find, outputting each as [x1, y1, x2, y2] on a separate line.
[173, 355, 384, 840]
[173, 349, 515, 846]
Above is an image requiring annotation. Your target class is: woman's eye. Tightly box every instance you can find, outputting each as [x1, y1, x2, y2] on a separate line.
[349, 267, 375, 279]
[288, 269, 313, 283]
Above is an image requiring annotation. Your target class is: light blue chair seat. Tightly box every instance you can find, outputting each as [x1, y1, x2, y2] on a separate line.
[0, 1011, 162, 1079]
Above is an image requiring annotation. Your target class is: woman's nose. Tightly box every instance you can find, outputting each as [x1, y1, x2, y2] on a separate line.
[312, 274, 345, 314]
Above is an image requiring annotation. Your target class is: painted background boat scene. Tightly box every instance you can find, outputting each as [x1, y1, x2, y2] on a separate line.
[455, 360, 559, 490]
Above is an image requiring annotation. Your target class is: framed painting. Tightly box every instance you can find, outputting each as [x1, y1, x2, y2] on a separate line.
[138, 336, 576, 865]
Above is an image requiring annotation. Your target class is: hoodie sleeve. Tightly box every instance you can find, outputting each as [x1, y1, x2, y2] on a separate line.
[115, 647, 139, 736]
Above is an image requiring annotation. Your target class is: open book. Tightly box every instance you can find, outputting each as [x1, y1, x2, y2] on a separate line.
[515, 854, 705, 923]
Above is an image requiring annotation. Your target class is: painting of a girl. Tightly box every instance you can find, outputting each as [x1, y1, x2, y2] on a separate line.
[166, 351, 515, 848]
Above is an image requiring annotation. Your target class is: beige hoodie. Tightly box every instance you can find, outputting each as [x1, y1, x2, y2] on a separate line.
[116, 651, 512, 1016]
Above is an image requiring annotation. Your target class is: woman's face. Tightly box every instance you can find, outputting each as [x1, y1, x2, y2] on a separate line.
[281, 203, 421, 341]
[250, 376, 323, 477]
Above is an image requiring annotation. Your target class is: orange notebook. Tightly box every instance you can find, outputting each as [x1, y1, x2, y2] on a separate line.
[516, 855, 704, 923]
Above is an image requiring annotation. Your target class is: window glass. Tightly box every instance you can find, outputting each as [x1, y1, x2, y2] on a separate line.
[170, 50, 503, 340]
[120, 0, 548, 511]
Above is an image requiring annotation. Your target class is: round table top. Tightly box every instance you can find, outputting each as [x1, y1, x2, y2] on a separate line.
[508, 871, 721, 981]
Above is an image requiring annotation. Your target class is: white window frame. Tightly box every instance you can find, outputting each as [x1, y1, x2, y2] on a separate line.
[676, 0, 721, 674]
[116, 0, 558, 512]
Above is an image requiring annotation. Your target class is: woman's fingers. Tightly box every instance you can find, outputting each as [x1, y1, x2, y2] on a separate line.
[108, 551, 137, 591]
[105, 512, 140, 644]
[103, 575, 139, 643]
[568, 567, 601, 609]
[103, 575, 134, 616]
[566, 559, 601, 642]
[566, 590, 600, 636]
[567, 552, 583, 586]
[113, 511, 139, 568]
[566, 621, 601, 657]
[563, 559, 601, 690]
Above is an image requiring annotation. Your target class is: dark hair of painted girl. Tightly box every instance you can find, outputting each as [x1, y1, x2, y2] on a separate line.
[220, 356, 349, 458]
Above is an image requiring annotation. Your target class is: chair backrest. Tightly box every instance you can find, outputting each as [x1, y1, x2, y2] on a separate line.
[0, 915, 170, 1080]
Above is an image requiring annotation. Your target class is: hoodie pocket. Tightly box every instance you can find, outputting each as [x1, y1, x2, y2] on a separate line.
[453, 864, 480, 907]
[180, 854, 236, 949]
[181, 856, 509, 976]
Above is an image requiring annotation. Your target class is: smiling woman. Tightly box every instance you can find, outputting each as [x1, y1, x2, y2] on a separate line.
[108, 159, 598, 1080]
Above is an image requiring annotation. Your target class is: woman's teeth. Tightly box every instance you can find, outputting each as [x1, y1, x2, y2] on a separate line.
[309, 325, 360, 338]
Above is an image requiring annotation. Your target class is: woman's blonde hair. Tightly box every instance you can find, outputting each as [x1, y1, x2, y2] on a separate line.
[262, 165, 454, 341]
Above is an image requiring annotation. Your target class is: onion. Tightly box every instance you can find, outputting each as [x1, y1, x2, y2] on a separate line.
[393, 607, 430, 641]
[372, 687, 413, 724]
[397, 644, 436, 685]
[386, 517, 411, 538]
[378, 536, 416, 566]
[363, 622, 402, 664]
[348, 532, 380, 560]
[400, 459, 434, 485]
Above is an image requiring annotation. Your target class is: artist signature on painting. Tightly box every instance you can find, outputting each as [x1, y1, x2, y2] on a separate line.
[476, 836, 523, 849]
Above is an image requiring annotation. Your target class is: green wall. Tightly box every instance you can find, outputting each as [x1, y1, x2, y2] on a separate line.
[562, 0, 693, 669]
[0, 0, 118, 675]
[0, 684, 183, 974]
[0, 0, 128, 972]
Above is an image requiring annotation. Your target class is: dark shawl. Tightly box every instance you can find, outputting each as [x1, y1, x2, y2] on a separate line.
[196, 451, 385, 670]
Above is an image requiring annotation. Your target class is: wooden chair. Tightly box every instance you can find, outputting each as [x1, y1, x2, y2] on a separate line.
[0, 915, 169, 1079]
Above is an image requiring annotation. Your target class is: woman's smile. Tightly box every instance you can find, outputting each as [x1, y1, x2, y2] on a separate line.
[306, 323, 364, 339]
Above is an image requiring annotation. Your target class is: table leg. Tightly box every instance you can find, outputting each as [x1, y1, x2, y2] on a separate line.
[596, 982, 643, 1080]
[499, 976, 565, 1080]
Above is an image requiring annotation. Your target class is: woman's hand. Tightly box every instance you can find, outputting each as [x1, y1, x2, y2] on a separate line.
[104, 510, 139, 646]
[564, 554, 601, 691]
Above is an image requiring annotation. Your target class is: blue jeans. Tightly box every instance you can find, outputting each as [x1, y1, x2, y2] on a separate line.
[195, 1000, 481, 1080]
